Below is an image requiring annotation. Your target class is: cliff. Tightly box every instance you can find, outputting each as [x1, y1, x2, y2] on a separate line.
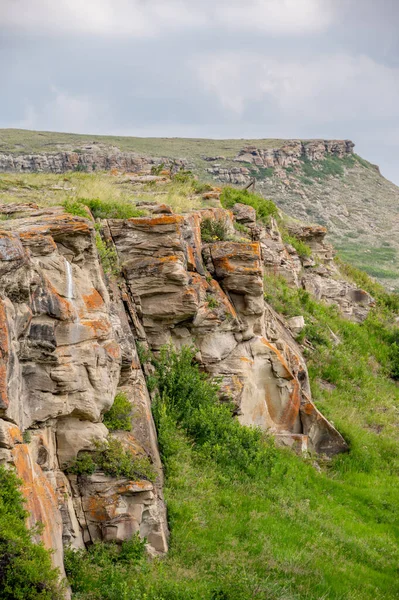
[1, 181, 383, 592]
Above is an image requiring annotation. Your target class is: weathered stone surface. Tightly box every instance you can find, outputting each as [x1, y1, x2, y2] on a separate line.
[0, 207, 169, 575]
[0, 147, 186, 174]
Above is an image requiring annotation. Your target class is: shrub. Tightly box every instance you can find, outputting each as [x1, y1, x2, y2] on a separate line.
[151, 162, 165, 175]
[95, 232, 119, 276]
[191, 180, 213, 194]
[282, 232, 312, 258]
[66, 438, 156, 481]
[206, 294, 219, 309]
[79, 197, 144, 220]
[150, 345, 277, 477]
[103, 392, 132, 431]
[63, 198, 91, 218]
[0, 466, 63, 599]
[220, 187, 278, 224]
[200, 218, 227, 243]
[65, 536, 147, 598]
[172, 169, 194, 184]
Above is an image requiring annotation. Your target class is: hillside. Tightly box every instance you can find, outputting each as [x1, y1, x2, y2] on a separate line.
[1, 129, 399, 290]
[0, 170, 399, 600]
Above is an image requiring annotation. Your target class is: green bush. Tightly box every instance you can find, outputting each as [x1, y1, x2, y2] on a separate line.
[220, 187, 278, 224]
[205, 294, 219, 309]
[191, 180, 213, 194]
[200, 218, 227, 243]
[0, 466, 63, 599]
[281, 232, 312, 258]
[63, 198, 90, 218]
[150, 345, 277, 477]
[151, 162, 165, 175]
[65, 196, 145, 220]
[66, 438, 156, 481]
[172, 169, 194, 184]
[65, 536, 147, 599]
[95, 232, 119, 276]
[103, 392, 132, 431]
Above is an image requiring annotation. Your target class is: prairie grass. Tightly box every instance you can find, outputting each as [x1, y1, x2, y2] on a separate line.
[66, 325, 399, 599]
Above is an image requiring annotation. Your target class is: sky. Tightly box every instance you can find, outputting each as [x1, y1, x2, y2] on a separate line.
[1, 0, 399, 183]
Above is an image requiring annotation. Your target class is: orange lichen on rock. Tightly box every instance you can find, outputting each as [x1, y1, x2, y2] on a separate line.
[87, 494, 118, 522]
[80, 318, 112, 339]
[82, 289, 105, 311]
[128, 215, 184, 227]
[12, 444, 64, 568]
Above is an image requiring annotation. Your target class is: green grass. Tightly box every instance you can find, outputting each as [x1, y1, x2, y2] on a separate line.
[66, 326, 399, 599]
[300, 156, 346, 180]
[103, 392, 132, 432]
[281, 232, 312, 258]
[335, 242, 399, 282]
[0, 129, 289, 159]
[220, 187, 278, 224]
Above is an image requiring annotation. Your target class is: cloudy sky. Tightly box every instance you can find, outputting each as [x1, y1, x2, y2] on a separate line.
[1, 0, 399, 183]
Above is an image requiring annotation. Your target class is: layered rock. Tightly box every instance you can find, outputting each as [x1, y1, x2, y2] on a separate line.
[108, 208, 348, 456]
[206, 140, 354, 184]
[0, 206, 168, 591]
[0, 147, 186, 174]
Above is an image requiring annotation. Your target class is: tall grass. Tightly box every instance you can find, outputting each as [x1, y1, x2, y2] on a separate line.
[66, 333, 399, 599]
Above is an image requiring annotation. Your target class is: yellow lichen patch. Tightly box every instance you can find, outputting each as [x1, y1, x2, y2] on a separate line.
[12, 444, 63, 561]
[82, 289, 105, 311]
[128, 215, 184, 227]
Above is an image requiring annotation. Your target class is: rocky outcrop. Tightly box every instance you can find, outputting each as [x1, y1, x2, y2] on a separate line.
[1, 196, 374, 590]
[235, 140, 354, 168]
[0, 205, 168, 591]
[0, 140, 353, 177]
[0, 146, 187, 174]
[206, 140, 354, 184]
[108, 208, 348, 456]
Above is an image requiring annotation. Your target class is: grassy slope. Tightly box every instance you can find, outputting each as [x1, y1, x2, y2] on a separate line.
[0, 128, 286, 158]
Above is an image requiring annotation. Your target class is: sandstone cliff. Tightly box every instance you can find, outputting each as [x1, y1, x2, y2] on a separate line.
[0, 186, 379, 591]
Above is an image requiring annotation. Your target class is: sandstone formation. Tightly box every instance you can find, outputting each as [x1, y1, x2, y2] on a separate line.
[207, 140, 355, 184]
[0, 205, 168, 590]
[0, 195, 375, 592]
[0, 146, 186, 174]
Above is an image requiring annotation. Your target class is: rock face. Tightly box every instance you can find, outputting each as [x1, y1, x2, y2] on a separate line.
[1, 198, 370, 591]
[0, 205, 168, 590]
[0, 146, 186, 174]
[207, 140, 354, 184]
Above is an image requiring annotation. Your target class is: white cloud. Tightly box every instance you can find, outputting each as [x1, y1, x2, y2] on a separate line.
[13, 88, 106, 134]
[0, 0, 333, 37]
[193, 52, 399, 125]
[214, 0, 333, 34]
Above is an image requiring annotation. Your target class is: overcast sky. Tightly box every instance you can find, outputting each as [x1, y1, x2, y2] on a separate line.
[1, 0, 399, 183]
